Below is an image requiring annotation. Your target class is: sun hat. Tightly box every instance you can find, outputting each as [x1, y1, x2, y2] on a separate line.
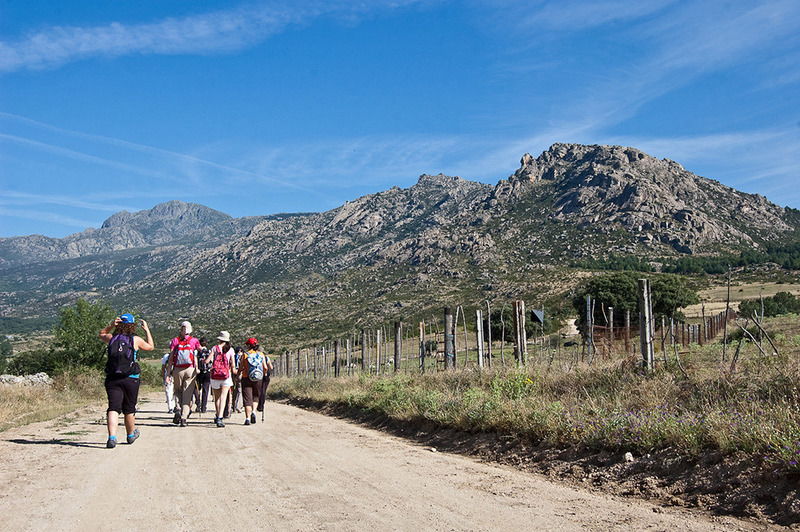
[120, 313, 135, 324]
[245, 337, 258, 346]
[180, 320, 193, 334]
[217, 331, 231, 342]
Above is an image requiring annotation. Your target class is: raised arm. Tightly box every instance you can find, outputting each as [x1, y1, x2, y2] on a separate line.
[99, 317, 121, 344]
[135, 320, 154, 351]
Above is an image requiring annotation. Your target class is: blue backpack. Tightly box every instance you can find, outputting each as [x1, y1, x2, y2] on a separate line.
[247, 352, 264, 381]
[106, 334, 138, 378]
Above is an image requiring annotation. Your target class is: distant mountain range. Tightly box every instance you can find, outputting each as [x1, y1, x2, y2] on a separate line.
[2, 143, 798, 343]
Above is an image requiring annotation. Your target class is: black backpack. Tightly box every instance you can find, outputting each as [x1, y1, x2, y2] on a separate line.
[106, 334, 139, 378]
[197, 347, 210, 373]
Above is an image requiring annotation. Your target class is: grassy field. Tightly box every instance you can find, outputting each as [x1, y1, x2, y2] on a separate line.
[0, 361, 163, 432]
[271, 314, 800, 471]
[683, 282, 800, 317]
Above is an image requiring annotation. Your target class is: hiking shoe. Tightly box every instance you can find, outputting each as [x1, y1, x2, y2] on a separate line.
[172, 411, 181, 424]
[250, 413, 256, 425]
[179, 419, 187, 427]
[126, 429, 140, 445]
[244, 419, 250, 426]
[106, 437, 117, 449]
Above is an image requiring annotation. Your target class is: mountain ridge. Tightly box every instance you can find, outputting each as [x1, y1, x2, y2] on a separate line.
[2, 143, 798, 340]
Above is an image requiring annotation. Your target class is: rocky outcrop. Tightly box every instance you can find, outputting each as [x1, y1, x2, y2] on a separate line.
[0, 372, 53, 386]
[494, 143, 790, 253]
[0, 201, 262, 266]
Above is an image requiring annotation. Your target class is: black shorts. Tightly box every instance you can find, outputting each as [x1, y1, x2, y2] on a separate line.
[240, 377, 261, 407]
[105, 377, 140, 415]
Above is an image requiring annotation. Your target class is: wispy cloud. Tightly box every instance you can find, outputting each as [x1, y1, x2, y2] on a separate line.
[517, 0, 676, 31]
[0, 190, 129, 212]
[0, 112, 313, 192]
[0, 0, 431, 73]
[0, 207, 96, 230]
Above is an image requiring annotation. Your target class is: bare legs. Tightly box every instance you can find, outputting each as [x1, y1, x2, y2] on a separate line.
[106, 411, 135, 437]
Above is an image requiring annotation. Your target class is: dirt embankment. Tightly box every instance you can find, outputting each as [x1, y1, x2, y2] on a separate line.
[0, 392, 767, 531]
[278, 395, 800, 528]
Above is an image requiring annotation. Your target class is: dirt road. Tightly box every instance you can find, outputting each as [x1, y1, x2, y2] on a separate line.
[0, 392, 763, 531]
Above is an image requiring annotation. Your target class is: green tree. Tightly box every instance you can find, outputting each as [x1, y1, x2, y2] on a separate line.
[0, 336, 12, 373]
[650, 275, 699, 319]
[52, 298, 115, 372]
[572, 272, 698, 324]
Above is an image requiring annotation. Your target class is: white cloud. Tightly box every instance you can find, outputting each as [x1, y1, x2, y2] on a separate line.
[0, 207, 96, 230]
[0, 0, 432, 73]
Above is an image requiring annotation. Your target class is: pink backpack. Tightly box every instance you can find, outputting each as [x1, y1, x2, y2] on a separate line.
[210, 346, 230, 380]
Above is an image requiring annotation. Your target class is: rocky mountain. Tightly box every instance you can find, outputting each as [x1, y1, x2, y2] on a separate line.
[2, 143, 798, 342]
[0, 200, 264, 267]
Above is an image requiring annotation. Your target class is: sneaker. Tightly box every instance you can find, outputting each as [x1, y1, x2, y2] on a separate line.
[172, 411, 181, 424]
[179, 419, 187, 427]
[250, 413, 256, 425]
[126, 429, 140, 445]
[218, 419, 225, 428]
[106, 437, 117, 449]
[244, 419, 251, 426]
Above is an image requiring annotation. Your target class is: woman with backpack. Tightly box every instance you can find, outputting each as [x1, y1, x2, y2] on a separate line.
[98, 314, 154, 448]
[238, 337, 273, 425]
[207, 331, 236, 428]
[193, 337, 211, 414]
[167, 320, 200, 427]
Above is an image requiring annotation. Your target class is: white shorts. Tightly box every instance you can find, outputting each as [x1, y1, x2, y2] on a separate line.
[210, 377, 233, 389]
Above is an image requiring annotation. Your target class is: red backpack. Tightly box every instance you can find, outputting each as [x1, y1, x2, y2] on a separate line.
[210, 345, 230, 380]
[173, 336, 195, 368]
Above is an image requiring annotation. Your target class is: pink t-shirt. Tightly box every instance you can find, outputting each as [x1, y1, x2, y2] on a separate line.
[169, 336, 201, 367]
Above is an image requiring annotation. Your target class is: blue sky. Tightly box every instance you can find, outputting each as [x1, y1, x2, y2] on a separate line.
[1, 0, 798, 238]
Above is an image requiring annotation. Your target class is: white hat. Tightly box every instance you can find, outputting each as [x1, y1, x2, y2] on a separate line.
[180, 320, 193, 334]
[217, 331, 231, 342]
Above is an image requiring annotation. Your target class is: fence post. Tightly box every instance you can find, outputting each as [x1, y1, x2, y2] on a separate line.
[485, 302, 493, 368]
[476, 309, 485, 369]
[376, 329, 382, 375]
[394, 321, 402, 373]
[513, 299, 527, 366]
[346, 338, 352, 376]
[444, 307, 455, 370]
[608, 306, 614, 348]
[419, 321, 426, 373]
[333, 340, 340, 377]
[638, 278, 655, 371]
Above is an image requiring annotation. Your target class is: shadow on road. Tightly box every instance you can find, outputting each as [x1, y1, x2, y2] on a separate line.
[6, 438, 105, 449]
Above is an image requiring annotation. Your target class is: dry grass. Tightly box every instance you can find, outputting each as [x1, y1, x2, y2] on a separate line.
[0, 368, 105, 432]
[684, 282, 800, 317]
[271, 314, 800, 471]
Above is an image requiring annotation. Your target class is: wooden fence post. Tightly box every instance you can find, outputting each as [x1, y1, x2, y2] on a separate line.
[638, 278, 655, 372]
[376, 329, 382, 375]
[486, 302, 493, 368]
[476, 309, 485, 369]
[360, 330, 367, 374]
[419, 321, 426, 373]
[444, 307, 455, 370]
[394, 321, 402, 373]
[346, 338, 352, 376]
[625, 310, 631, 354]
[513, 300, 527, 366]
[334, 340, 340, 377]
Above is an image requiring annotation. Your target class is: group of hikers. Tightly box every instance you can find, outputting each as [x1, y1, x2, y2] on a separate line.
[99, 315, 273, 449]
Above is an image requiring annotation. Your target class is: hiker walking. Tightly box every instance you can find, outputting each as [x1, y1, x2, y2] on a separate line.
[98, 314, 154, 448]
[208, 331, 236, 428]
[223, 346, 243, 418]
[160, 352, 176, 413]
[167, 320, 200, 427]
[238, 337, 271, 425]
[194, 337, 211, 414]
[256, 349, 274, 417]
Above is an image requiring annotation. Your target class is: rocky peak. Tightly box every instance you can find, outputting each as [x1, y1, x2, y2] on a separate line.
[497, 143, 791, 253]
